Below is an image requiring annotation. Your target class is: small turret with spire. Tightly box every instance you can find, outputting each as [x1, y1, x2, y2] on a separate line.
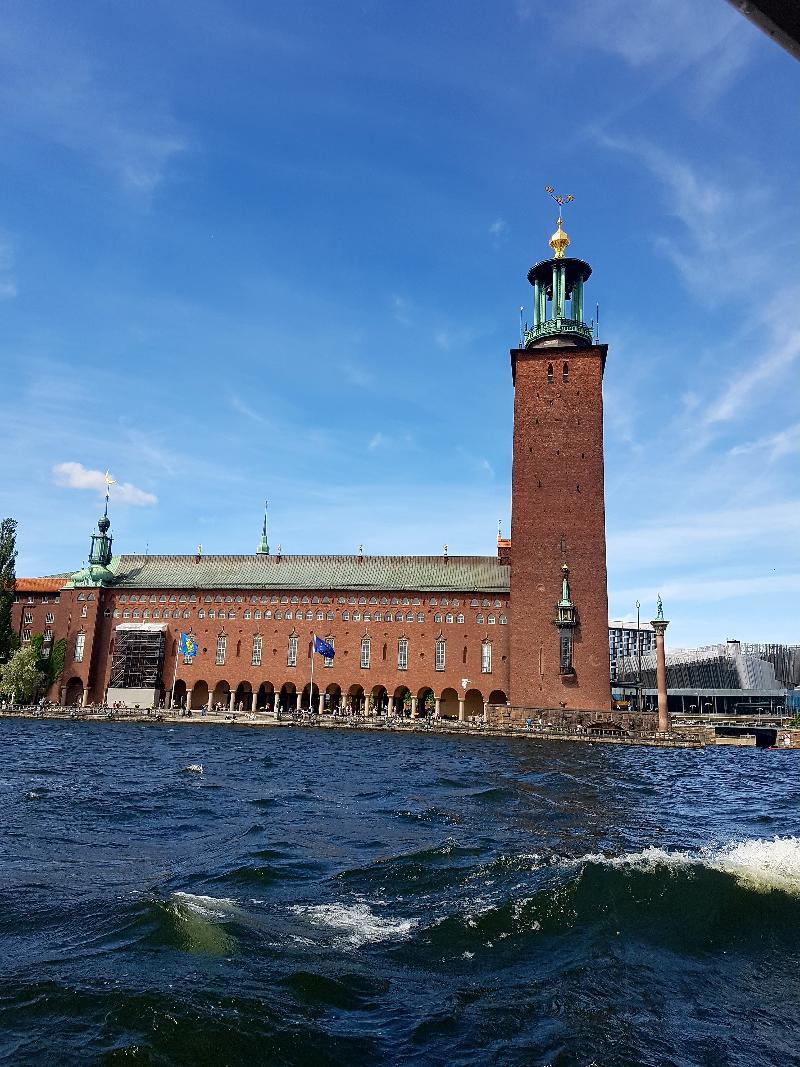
[67, 471, 116, 587]
[256, 500, 270, 555]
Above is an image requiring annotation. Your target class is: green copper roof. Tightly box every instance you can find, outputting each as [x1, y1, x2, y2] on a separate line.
[106, 554, 510, 593]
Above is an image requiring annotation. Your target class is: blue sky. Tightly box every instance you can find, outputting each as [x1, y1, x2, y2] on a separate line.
[1, 0, 798, 647]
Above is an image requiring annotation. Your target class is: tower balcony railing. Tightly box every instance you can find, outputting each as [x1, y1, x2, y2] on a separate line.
[522, 317, 593, 348]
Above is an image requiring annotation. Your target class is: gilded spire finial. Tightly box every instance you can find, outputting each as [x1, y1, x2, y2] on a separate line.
[545, 186, 574, 259]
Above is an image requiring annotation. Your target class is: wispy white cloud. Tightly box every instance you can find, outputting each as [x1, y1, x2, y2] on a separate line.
[341, 362, 372, 388]
[0, 15, 187, 197]
[729, 421, 800, 462]
[615, 572, 800, 606]
[391, 293, 412, 326]
[489, 217, 508, 246]
[597, 134, 771, 301]
[560, 0, 752, 109]
[705, 330, 800, 427]
[228, 391, 270, 426]
[368, 432, 385, 450]
[608, 501, 800, 565]
[53, 462, 157, 506]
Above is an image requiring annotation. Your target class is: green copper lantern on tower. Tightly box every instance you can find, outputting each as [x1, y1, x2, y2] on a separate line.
[522, 188, 593, 349]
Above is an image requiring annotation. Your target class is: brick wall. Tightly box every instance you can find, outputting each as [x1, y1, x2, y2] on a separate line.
[508, 343, 611, 712]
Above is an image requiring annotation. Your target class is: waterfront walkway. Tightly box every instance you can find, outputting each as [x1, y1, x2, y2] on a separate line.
[1, 705, 704, 748]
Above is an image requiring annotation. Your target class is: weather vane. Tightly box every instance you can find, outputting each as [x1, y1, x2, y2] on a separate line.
[545, 186, 574, 211]
[545, 186, 574, 258]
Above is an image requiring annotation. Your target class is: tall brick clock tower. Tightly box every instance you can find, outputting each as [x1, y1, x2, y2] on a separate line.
[509, 199, 611, 712]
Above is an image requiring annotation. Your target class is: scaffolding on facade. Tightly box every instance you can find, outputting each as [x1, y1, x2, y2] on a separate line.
[109, 626, 166, 690]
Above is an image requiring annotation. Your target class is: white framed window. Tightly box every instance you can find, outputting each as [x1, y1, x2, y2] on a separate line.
[499, 614, 507, 625]
[476, 614, 484, 624]
[456, 613, 464, 624]
[80, 605, 88, 618]
[385, 612, 393, 622]
[22, 628, 31, 642]
[252, 635, 262, 666]
[435, 637, 446, 671]
[361, 636, 371, 669]
[434, 613, 442, 623]
[287, 634, 298, 667]
[353, 612, 361, 622]
[445, 613, 453, 624]
[375, 612, 382, 622]
[488, 615, 496, 625]
[244, 610, 251, 620]
[481, 641, 492, 673]
[44, 629, 52, 641]
[416, 612, 424, 623]
[24, 611, 33, 624]
[397, 637, 408, 671]
[406, 612, 414, 622]
[123, 611, 130, 619]
[75, 632, 86, 662]
[198, 610, 205, 619]
[209, 610, 215, 620]
[215, 635, 227, 665]
[342, 611, 350, 621]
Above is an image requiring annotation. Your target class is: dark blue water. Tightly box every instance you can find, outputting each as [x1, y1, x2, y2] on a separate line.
[1, 720, 800, 1066]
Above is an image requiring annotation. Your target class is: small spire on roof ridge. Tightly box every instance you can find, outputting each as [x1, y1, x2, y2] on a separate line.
[257, 500, 270, 554]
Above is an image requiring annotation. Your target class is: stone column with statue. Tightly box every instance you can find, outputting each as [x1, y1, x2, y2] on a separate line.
[650, 596, 670, 734]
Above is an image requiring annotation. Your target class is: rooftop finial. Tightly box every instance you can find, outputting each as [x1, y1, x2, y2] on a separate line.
[102, 470, 115, 518]
[257, 500, 270, 554]
[545, 186, 574, 259]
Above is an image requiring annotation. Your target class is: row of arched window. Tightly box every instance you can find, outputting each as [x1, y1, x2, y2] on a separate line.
[194, 633, 497, 674]
[110, 606, 507, 625]
[115, 591, 507, 608]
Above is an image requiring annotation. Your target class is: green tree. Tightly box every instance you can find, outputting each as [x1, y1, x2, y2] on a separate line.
[46, 638, 66, 692]
[0, 518, 17, 664]
[0, 644, 45, 704]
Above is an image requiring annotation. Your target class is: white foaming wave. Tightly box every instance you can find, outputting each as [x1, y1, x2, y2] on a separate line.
[171, 891, 238, 920]
[292, 901, 418, 947]
[562, 837, 800, 896]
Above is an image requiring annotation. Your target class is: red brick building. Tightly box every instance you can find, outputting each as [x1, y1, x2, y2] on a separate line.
[12, 216, 612, 717]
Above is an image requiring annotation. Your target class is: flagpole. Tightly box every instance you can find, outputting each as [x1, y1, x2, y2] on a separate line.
[169, 640, 179, 713]
[309, 632, 315, 713]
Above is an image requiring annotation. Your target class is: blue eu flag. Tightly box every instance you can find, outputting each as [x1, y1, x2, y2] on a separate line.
[313, 636, 335, 659]
[179, 633, 198, 658]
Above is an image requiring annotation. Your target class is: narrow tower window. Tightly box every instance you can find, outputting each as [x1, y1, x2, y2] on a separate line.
[547, 362, 554, 384]
[397, 637, 408, 671]
[435, 637, 446, 671]
[251, 635, 262, 667]
[215, 635, 227, 665]
[481, 641, 492, 673]
[360, 636, 371, 669]
[287, 634, 298, 667]
[563, 361, 569, 382]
